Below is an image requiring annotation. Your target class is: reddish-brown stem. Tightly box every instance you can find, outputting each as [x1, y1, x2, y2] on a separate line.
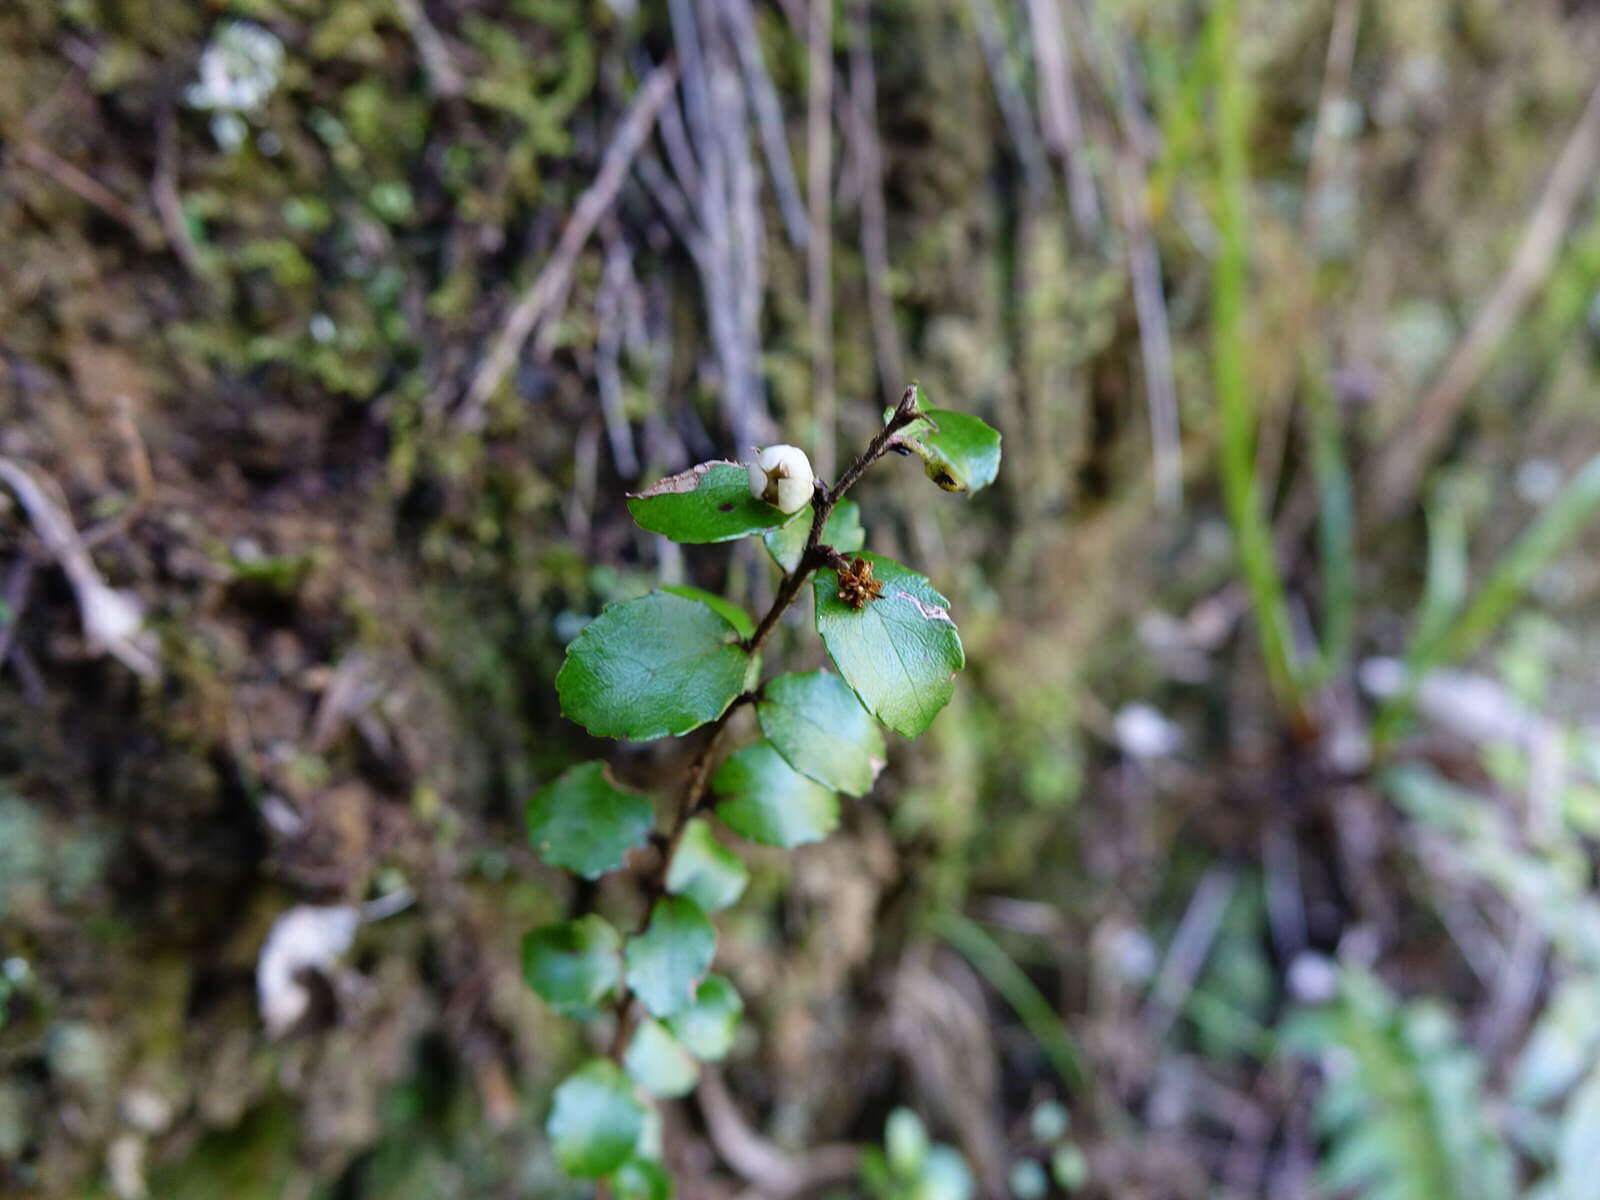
[605, 388, 923, 1063]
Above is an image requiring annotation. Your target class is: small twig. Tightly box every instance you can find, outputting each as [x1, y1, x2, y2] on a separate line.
[1300, 0, 1359, 249]
[393, 0, 463, 98]
[0, 455, 158, 678]
[459, 62, 678, 426]
[0, 556, 36, 672]
[847, 0, 906, 406]
[806, 0, 836, 478]
[596, 235, 643, 479]
[16, 139, 163, 248]
[153, 110, 205, 279]
[720, 0, 810, 248]
[1118, 149, 1182, 512]
[1144, 867, 1236, 1043]
[966, 0, 1050, 195]
[1022, 0, 1102, 234]
[700, 1067, 862, 1199]
[1376, 74, 1600, 514]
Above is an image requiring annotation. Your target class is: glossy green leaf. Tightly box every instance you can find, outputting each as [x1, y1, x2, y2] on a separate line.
[660, 584, 755, 640]
[813, 554, 964, 738]
[612, 1158, 674, 1200]
[761, 498, 865, 573]
[624, 1018, 699, 1098]
[556, 592, 752, 741]
[712, 740, 840, 848]
[892, 405, 1001, 493]
[522, 915, 621, 1013]
[627, 460, 790, 543]
[527, 762, 655, 880]
[625, 895, 717, 1019]
[665, 818, 748, 913]
[667, 974, 743, 1062]
[546, 1059, 646, 1179]
[758, 670, 886, 797]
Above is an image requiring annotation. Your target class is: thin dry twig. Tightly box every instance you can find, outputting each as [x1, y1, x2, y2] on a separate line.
[1023, 0, 1102, 234]
[393, 0, 463, 98]
[1144, 867, 1236, 1042]
[720, 0, 810, 249]
[17, 139, 164, 248]
[1119, 150, 1182, 512]
[0, 455, 158, 678]
[596, 235, 643, 479]
[807, 0, 836, 478]
[459, 62, 678, 427]
[152, 110, 205, 278]
[966, 0, 1050, 195]
[847, 0, 906, 406]
[1300, 0, 1360, 249]
[1375, 74, 1600, 513]
[699, 1068, 862, 1200]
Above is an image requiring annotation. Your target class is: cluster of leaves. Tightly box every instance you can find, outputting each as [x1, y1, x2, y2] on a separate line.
[1283, 966, 1514, 1200]
[1285, 641, 1600, 1200]
[522, 388, 999, 1188]
[1006, 1100, 1088, 1198]
[860, 1108, 974, 1200]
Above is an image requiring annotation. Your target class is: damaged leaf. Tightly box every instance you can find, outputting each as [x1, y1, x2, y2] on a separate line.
[627, 460, 792, 543]
[889, 403, 1002, 494]
[813, 554, 964, 738]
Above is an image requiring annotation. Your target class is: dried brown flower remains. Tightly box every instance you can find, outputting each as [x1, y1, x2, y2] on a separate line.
[836, 556, 884, 611]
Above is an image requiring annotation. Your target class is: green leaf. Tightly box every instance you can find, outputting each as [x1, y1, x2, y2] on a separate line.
[625, 896, 717, 1018]
[758, 670, 886, 797]
[522, 915, 622, 1013]
[667, 974, 743, 1061]
[887, 1108, 930, 1177]
[527, 762, 655, 880]
[891, 404, 1001, 493]
[665, 818, 748, 913]
[556, 592, 752, 741]
[624, 1017, 699, 1098]
[660, 584, 755, 640]
[627, 460, 791, 543]
[546, 1059, 646, 1179]
[813, 554, 965, 738]
[712, 740, 840, 848]
[761, 498, 865, 573]
[612, 1158, 674, 1200]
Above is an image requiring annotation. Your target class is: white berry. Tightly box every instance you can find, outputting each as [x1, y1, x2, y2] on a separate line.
[747, 444, 815, 514]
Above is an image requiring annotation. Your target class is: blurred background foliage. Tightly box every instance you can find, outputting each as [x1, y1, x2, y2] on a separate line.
[4, 0, 1600, 1195]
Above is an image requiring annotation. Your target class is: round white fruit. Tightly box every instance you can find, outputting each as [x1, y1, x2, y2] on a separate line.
[747, 444, 814, 513]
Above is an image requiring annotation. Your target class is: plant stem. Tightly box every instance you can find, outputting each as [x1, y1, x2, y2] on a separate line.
[606, 387, 924, 1063]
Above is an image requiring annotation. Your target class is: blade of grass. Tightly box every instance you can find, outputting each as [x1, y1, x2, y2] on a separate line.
[1303, 351, 1355, 687]
[1377, 452, 1600, 743]
[1208, 0, 1305, 718]
[930, 911, 1088, 1093]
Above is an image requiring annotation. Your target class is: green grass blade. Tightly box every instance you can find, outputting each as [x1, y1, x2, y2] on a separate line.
[930, 911, 1087, 1092]
[1304, 354, 1355, 686]
[1208, 0, 1304, 716]
[1378, 453, 1600, 740]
